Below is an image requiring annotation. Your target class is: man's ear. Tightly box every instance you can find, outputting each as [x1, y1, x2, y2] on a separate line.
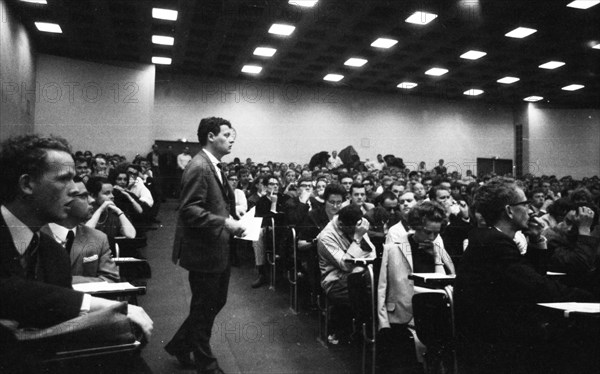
[504, 205, 513, 219]
[18, 174, 35, 197]
[206, 132, 215, 143]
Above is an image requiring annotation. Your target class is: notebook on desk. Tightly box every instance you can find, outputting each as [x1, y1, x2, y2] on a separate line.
[537, 302, 600, 318]
[409, 273, 456, 288]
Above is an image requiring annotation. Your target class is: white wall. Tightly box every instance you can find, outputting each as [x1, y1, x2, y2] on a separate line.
[34, 54, 156, 159]
[528, 106, 600, 179]
[0, 0, 36, 140]
[153, 76, 515, 175]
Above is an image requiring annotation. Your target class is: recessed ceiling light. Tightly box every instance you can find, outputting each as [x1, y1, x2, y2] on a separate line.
[397, 82, 418, 89]
[562, 84, 585, 91]
[567, 1, 600, 9]
[592, 43, 600, 49]
[152, 57, 172, 65]
[371, 38, 398, 49]
[152, 8, 178, 21]
[288, 0, 318, 7]
[34, 22, 62, 33]
[425, 67, 448, 76]
[460, 50, 487, 60]
[505, 27, 537, 38]
[497, 76, 520, 84]
[241, 65, 262, 74]
[539, 61, 565, 69]
[464, 89, 484, 96]
[524, 96, 544, 102]
[20, 0, 47, 4]
[152, 35, 174, 46]
[253, 47, 277, 57]
[405, 11, 438, 25]
[323, 74, 344, 82]
[344, 58, 367, 67]
[268, 24, 295, 36]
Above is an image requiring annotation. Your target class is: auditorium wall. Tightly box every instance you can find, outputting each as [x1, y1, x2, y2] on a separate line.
[33, 54, 156, 159]
[0, 0, 36, 140]
[528, 106, 600, 179]
[153, 76, 515, 176]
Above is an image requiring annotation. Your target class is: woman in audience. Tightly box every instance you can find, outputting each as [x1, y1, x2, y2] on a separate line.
[86, 176, 136, 244]
[311, 176, 328, 209]
[111, 170, 145, 231]
[377, 201, 455, 370]
[227, 172, 248, 218]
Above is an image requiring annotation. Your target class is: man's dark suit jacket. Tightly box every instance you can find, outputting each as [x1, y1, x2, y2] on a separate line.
[0, 215, 83, 328]
[171, 150, 236, 273]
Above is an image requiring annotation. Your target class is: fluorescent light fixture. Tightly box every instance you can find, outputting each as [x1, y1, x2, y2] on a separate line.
[152, 57, 172, 65]
[405, 11, 438, 25]
[464, 89, 484, 96]
[268, 23, 295, 36]
[253, 47, 277, 57]
[397, 82, 418, 89]
[152, 8, 178, 21]
[288, 0, 318, 7]
[524, 96, 543, 102]
[425, 67, 448, 76]
[562, 84, 585, 91]
[20, 0, 47, 4]
[34, 22, 62, 33]
[152, 35, 174, 46]
[497, 76, 520, 84]
[592, 43, 600, 49]
[567, 1, 600, 9]
[241, 65, 262, 74]
[323, 74, 344, 82]
[460, 50, 487, 60]
[505, 27, 537, 38]
[344, 58, 367, 67]
[371, 38, 398, 49]
[539, 61, 565, 69]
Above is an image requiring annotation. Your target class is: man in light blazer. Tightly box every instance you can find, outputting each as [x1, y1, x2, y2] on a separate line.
[165, 117, 245, 374]
[41, 176, 120, 284]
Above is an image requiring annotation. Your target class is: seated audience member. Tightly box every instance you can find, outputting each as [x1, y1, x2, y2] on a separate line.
[251, 175, 288, 288]
[409, 181, 426, 201]
[298, 184, 346, 295]
[377, 201, 455, 369]
[539, 197, 572, 231]
[341, 182, 375, 214]
[328, 150, 344, 170]
[227, 172, 247, 218]
[86, 176, 136, 242]
[390, 181, 405, 198]
[311, 176, 328, 209]
[91, 154, 109, 177]
[545, 202, 600, 292]
[74, 156, 91, 184]
[429, 185, 474, 256]
[529, 187, 551, 216]
[126, 163, 154, 209]
[42, 176, 119, 284]
[317, 204, 375, 343]
[339, 174, 354, 198]
[247, 176, 266, 211]
[454, 178, 595, 374]
[282, 169, 298, 198]
[362, 176, 377, 203]
[0, 135, 152, 370]
[364, 191, 401, 256]
[385, 191, 418, 243]
[283, 176, 314, 227]
[111, 169, 145, 219]
[375, 175, 393, 195]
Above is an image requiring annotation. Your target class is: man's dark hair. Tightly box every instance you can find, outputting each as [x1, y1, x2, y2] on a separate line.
[428, 185, 450, 201]
[338, 204, 364, 227]
[472, 178, 521, 226]
[350, 182, 365, 195]
[323, 184, 347, 202]
[374, 190, 397, 206]
[74, 156, 88, 166]
[0, 134, 71, 203]
[86, 176, 110, 197]
[197, 117, 232, 146]
[73, 175, 84, 183]
[407, 201, 447, 228]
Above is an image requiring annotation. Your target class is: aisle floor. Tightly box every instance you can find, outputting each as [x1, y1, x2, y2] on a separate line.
[137, 201, 362, 374]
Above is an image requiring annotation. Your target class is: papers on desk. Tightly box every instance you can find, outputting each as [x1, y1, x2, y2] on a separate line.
[234, 207, 263, 242]
[411, 273, 456, 281]
[409, 273, 456, 289]
[538, 302, 600, 314]
[73, 282, 139, 293]
[113, 257, 146, 263]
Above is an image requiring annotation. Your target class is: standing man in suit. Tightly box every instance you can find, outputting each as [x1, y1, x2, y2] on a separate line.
[42, 176, 120, 284]
[165, 117, 246, 374]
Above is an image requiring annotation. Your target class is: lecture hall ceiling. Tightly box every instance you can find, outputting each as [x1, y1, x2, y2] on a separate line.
[9, 0, 600, 108]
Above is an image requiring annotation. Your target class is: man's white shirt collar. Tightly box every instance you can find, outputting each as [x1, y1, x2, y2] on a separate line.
[47, 223, 77, 244]
[1, 205, 34, 256]
[203, 149, 223, 183]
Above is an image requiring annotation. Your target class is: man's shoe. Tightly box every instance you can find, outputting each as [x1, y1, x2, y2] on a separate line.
[251, 274, 267, 288]
[174, 352, 195, 368]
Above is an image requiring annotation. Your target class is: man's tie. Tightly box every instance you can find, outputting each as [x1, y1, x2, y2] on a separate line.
[217, 163, 229, 197]
[65, 230, 75, 254]
[22, 233, 40, 279]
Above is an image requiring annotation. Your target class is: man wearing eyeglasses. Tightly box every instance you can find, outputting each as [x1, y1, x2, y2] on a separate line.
[454, 178, 595, 374]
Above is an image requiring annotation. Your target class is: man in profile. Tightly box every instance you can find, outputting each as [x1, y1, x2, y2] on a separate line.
[0, 134, 153, 369]
[166, 117, 245, 374]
